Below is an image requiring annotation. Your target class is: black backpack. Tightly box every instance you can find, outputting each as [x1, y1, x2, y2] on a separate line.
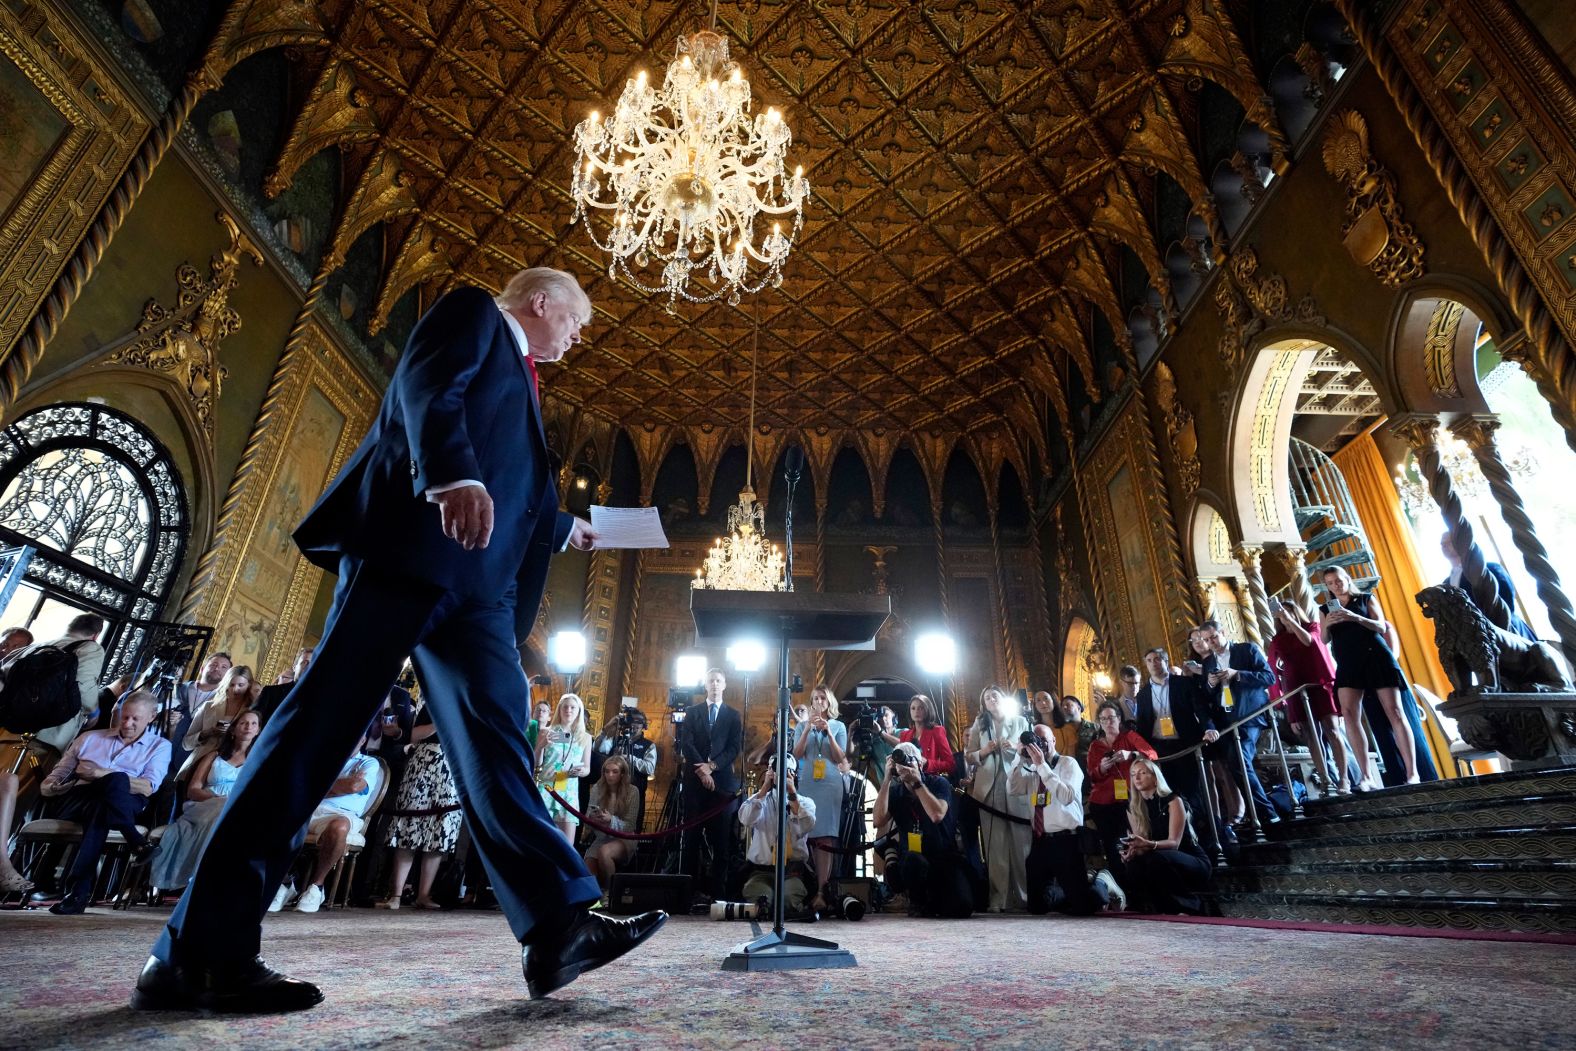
[0, 640, 85, 734]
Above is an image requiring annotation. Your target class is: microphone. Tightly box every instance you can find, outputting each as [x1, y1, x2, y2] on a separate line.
[783, 446, 805, 484]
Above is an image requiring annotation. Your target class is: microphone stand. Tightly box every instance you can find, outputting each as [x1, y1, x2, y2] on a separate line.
[783, 455, 800, 593]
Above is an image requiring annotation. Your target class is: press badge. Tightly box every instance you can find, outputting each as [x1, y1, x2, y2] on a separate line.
[1158, 716, 1176, 737]
[906, 832, 923, 853]
[812, 758, 827, 781]
[1114, 778, 1129, 800]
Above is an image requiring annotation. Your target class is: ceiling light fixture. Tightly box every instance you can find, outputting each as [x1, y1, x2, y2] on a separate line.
[569, 0, 808, 309]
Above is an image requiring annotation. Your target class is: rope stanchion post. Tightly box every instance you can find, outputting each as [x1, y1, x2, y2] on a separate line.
[1297, 688, 1331, 805]
[1231, 725, 1266, 843]
[1194, 749, 1228, 868]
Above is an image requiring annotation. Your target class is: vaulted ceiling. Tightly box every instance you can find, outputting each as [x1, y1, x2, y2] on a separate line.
[252, 0, 1310, 482]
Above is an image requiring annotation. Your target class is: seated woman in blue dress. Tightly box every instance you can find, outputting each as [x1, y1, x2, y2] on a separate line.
[149, 711, 261, 893]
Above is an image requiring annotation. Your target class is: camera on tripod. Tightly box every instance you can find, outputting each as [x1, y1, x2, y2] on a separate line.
[843, 703, 882, 757]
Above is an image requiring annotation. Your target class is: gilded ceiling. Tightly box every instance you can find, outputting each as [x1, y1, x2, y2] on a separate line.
[260, 0, 1294, 459]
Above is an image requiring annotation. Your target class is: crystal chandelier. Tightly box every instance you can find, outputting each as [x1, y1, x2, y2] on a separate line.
[1393, 433, 1538, 518]
[693, 307, 786, 592]
[569, 2, 808, 309]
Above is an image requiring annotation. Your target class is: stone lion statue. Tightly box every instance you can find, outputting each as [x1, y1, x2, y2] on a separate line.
[1416, 584, 1569, 694]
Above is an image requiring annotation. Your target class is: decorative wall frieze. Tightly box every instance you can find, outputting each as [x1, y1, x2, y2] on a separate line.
[1424, 299, 1467, 397]
[1152, 362, 1201, 502]
[1214, 245, 1325, 372]
[106, 212, 261, 441]
[1321, 109, 1428, 286]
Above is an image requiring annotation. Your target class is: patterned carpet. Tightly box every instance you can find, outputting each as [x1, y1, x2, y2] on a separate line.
[3, 907, 1573, 1050]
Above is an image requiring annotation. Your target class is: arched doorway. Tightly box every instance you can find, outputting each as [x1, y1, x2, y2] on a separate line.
[1059, 616, 1101, 704]
[0, 402, 189, 675]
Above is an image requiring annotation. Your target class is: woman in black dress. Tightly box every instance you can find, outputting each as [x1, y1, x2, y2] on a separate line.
[1317, 566, 1418, 786]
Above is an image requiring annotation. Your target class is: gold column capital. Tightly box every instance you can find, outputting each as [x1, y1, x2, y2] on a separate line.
[1387, 412, 1442, 453]
[1449, 413, 1502, 453]
[1231, 542, 1265, 571]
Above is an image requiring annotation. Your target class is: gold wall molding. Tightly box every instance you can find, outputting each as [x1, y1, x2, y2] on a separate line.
[1321, 108, 1428, 286]
[1339, 0, 1576, 454]
[1080, 400, 1196, 664]
[1214, 246, 1325, 373]
[179, 308, 377, 680]
[1424, 298, 1466, 397]
[0, 0, 149, 376]
[1152, 361, 1201, 502]
[106, 212, 261, 442]
[0, 0, 327, 418]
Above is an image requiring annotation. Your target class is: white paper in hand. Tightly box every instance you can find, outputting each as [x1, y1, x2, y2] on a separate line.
[589, 505, 670, 550]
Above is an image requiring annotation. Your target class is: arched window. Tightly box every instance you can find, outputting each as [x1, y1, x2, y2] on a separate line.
[0, 403, 188, 673]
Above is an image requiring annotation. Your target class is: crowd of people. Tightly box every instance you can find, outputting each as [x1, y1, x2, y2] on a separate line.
[1, 562, 1445, 923]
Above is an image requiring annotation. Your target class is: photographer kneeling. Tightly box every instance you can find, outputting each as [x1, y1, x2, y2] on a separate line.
[1120, 757, 1213, 914]
[1006, 724, 1114, 916]
[873, 742, 972, 918]
[737, 755, 818, 917]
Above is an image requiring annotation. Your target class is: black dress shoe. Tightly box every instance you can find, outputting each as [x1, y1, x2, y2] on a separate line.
[48, 892, 88, 915]
[130, 955, 324, 1013]
[522, 908, 667, 999]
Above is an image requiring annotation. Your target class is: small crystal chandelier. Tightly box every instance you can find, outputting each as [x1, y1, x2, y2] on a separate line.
[569, 0, 809, 309]
[1393, 433, 1538, 518]
[693, 308, 786, 592]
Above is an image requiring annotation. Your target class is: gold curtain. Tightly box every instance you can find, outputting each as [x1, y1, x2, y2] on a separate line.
[1331, 429, 1458, 776]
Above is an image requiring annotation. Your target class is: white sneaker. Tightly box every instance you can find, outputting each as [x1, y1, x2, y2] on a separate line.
[268, 882, 294, 913]
[1094, 869, 1127, 912]
[295, 884, 325, 914]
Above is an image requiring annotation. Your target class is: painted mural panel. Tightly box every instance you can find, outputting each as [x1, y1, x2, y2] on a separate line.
[1107, 462, 1168, 657]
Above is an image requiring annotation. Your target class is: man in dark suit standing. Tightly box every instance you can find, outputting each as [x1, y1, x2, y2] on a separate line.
[133, 269, 664, 1013]
[678, 667, 742, 901]
[1193, 621, 1279, 825]
[1134, 646, 1217, 820]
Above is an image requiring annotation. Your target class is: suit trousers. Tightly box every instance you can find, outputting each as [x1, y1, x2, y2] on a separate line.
[1089, 801, 1131, 887]
[887, 850, 974, 918]
[977, 808, 1030, 911]
[58, 772, 150, 895]
[680, 777, 737, 898]
[153, 557, 599, 966]
[1025, 830, 1107, 916]
[1126, 848, 1212, 914]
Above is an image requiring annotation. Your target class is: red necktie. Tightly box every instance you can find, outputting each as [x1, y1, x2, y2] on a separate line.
[524, 356, 541, 401]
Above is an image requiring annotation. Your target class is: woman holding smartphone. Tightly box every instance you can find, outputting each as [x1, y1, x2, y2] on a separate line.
[1318, 566, 1418, 787]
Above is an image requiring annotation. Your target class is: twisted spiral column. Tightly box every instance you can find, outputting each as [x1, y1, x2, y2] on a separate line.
[1233, 543, 1276, 645]
[933, 507, 965, 741]
[1, 74, 213, 417]
[813, 498, 826, 687]
[986, 500, 1020, 685]
[1274, 544, 1320, 619]
[1390, 413, 1514, 629]
[1452, 414, 1576, 669]
[619, 547, 647, 703]
[177, 273, 328, 623]
[1336, 0, 1576, 457]
[1024, 512, 1053, 688]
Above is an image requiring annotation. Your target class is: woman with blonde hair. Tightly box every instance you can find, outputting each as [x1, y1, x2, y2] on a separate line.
[1120, 756, 1212, 913]
[967, 684, 1031, 911]
[1318, 565, 1418, 787]
[792, 683, 848, 913]
[582, 754, 640, 899]
[179, 665, 260, 779]
[536, 693, 592, 845]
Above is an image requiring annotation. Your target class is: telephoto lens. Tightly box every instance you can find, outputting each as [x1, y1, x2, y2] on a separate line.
[709, 900, 761, 921]
[841, 895, 866, 922]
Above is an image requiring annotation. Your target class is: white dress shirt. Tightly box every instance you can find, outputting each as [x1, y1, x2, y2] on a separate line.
[1149, 676, 1176, 738]
[738, 790, 817, 865]
[1006, 751, 1084, 834]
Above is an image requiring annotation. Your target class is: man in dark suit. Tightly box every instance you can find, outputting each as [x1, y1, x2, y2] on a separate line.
[1441, 531, 1537, 640]
[253, 647, 315, 728]
[1193, 621, 1279, 825]
[678, 667, 742, 901]
[1134, 646, 1217, 818]
[133, 269, 664, 1013]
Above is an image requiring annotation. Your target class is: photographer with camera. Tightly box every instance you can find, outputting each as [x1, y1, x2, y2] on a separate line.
[1007, 723, 1116, 916]
[736, 753, 817, 917]
[873, 742, 972, 918]
[593, 704, 657, 795]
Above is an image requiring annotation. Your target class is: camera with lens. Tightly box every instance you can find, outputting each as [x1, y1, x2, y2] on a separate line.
[1019, 730, 1038, 748]
[890, 746, 915, 768]
[845, 703, 881, 756]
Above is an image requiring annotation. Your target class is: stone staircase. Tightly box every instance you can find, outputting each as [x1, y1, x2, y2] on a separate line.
[1216, 766, 1576, 935]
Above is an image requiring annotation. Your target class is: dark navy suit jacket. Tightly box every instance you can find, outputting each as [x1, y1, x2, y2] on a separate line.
[678, 701, 743, 795]
[1447, 562, 1537, 641]
[1201, 642, 1276, 731]
[294, 287, 571, 643]
[1135, 674, 1215, 747]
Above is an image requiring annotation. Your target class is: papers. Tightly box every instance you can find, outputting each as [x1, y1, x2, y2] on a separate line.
[589, 505, 669, 550]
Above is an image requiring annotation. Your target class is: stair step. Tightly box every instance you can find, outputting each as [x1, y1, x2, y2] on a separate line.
[1306, 549, 1373, 573]
[1216, 890, 1576, 936]
[1216, 859, 1576, 900]
[1274, 794, 1576, 840]
[1239, 823, 1576, 865]
[1294, 504, 1335, 530]
[1302, 768, 1576, 818]
[1303, 523, 1361, 551]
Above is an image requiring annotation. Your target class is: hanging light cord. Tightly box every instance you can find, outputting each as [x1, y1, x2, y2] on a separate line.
[745, 302, 759, 490]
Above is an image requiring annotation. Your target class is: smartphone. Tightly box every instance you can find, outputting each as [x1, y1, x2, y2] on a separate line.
[621, 696, 639, 709]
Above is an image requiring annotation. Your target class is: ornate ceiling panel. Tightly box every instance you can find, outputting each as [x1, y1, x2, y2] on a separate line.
[271, 0, 1284, 440]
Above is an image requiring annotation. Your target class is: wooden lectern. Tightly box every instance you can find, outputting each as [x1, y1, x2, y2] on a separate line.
[691, 589, 890, 972]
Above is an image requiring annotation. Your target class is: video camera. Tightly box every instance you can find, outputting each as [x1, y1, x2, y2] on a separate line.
[844, 703, 883, 757]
